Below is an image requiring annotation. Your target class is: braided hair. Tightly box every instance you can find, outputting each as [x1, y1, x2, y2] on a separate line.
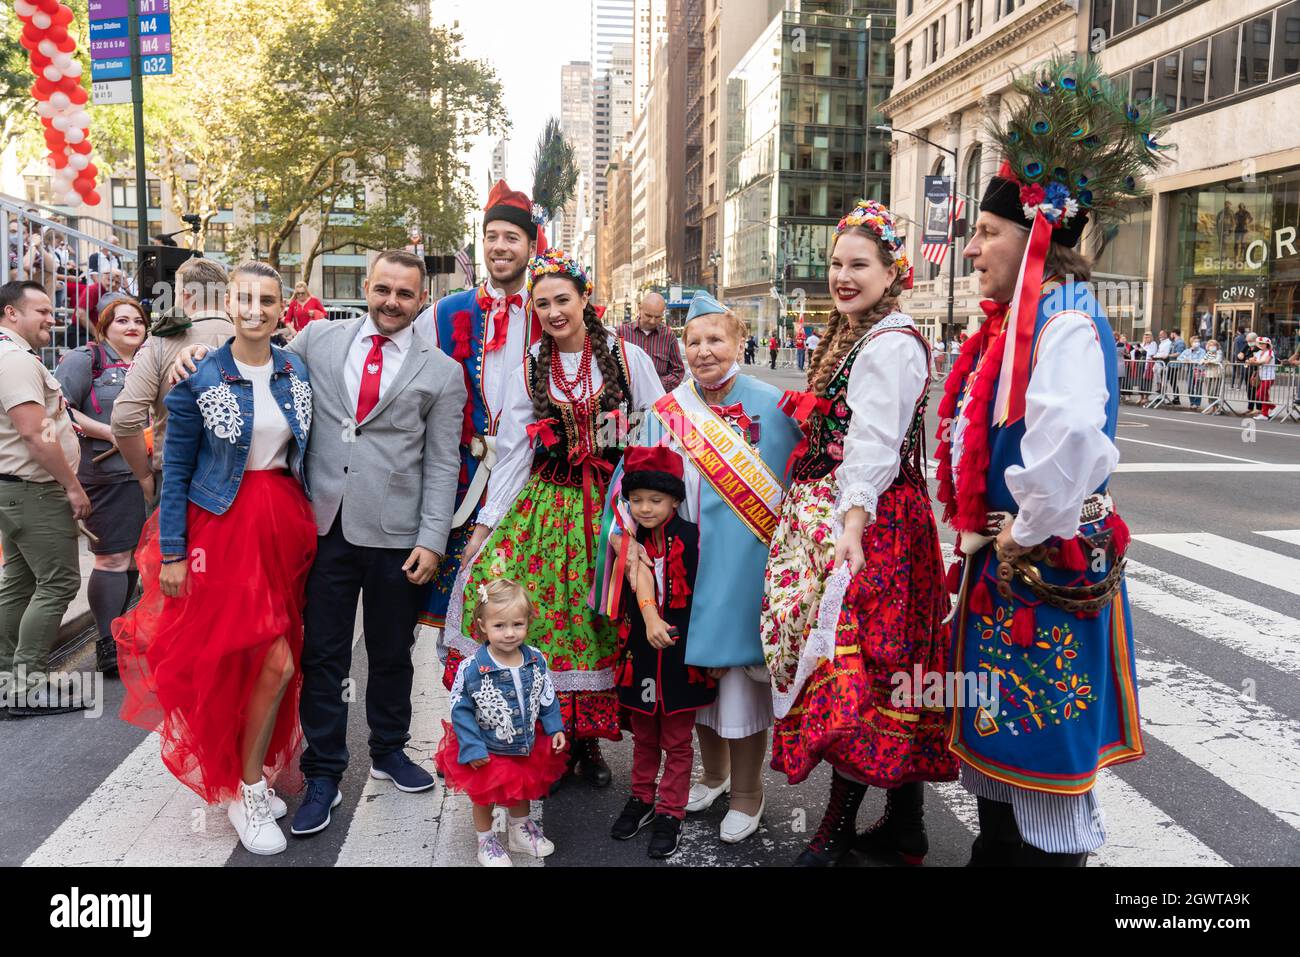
[806, 228, 904, 396]
[529, 274, 628, 419]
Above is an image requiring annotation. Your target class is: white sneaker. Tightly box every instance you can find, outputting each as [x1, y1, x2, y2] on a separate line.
[476, 833, 513, 867]
[1254, 414, 1268, 420]
[719, 796, 765, 844]
[226, 788, 286, 820]
[228, 779, 287, 856]
[685, 777, 731, 813]
[507, 818, 555, 858]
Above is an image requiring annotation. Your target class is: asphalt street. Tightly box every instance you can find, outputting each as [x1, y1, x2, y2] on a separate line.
[4, 358, 1298, 868]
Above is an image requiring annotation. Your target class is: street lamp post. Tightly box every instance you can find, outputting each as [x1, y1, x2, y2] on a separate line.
[874, 124, 962, 346]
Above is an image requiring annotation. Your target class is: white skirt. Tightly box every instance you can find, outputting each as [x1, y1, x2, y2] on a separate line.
[694, 667, 774, 739]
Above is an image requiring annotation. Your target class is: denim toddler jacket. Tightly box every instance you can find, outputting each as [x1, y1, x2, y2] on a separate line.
[448, 643, 564, 763]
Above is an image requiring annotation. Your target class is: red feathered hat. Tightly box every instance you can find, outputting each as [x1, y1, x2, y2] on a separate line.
[484, 180, 539, 242]
[622, 445, 686, 502]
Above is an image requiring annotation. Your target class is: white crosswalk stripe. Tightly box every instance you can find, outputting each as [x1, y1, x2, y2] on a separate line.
[1135, 532, 1300, 595]
[20, 530, 1300, 866]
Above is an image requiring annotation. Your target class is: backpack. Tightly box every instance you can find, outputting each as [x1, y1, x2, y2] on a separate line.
[85, 342, 132, 415]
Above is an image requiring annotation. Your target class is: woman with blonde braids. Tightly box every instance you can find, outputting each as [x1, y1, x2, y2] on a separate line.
[761, 200, 956, 866]
[444, 250, 665, 787]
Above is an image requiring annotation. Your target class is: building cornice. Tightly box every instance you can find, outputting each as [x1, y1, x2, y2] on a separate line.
[881, 3, 1076, 118]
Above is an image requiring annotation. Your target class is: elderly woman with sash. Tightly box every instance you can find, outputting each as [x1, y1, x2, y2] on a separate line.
[597, 294, 802, 844]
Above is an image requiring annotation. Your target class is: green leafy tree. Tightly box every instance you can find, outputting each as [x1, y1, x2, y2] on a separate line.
[231, 0, 506, 277]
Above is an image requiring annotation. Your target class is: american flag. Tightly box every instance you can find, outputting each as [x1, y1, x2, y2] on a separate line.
[454, 244, 475, 286]
[920, 197, 966, 266]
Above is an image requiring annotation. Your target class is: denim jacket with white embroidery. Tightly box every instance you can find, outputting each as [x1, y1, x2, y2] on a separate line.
[448, 644, 564, 763]
[158, 341, 312, 557]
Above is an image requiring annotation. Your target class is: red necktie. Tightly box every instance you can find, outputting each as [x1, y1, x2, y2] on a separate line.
[486, 294, 522, 353]
[356, 334, 389, 422]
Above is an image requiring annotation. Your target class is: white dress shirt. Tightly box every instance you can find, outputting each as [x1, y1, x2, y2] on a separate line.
[478, 335, 666, 527]
[834, 314, 929, 524]
[415, 281, 530, 431]
[344, 315, 415, 418]
[1004, 312, 1119, 546]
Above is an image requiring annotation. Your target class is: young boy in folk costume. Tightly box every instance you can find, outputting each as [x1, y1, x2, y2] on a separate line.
[442, 250, 665, 787]
[416, 181, 544, 637]
[936, 55, 1171, 866]
[607, 446, 714, 859]
[762, 200, 957, 867]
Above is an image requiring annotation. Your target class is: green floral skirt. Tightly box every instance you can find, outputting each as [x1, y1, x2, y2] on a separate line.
[444, 475, 622, 739]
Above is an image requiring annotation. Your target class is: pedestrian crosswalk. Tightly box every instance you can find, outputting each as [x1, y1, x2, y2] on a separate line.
[17, 528, 1300, 867]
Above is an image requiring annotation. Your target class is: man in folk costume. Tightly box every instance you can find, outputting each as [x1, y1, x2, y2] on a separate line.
[416, 181, 545, 635]
[935, 56, 1172, 866]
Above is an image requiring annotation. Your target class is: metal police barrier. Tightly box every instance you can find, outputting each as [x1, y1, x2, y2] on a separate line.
[1118, 354, 1297, 421]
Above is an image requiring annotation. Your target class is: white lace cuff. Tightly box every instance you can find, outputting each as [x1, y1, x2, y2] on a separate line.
[475, 502, 506, 529]
[834, 482, 878, 525]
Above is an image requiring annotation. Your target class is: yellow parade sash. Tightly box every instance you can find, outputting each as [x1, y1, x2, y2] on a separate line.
[651, 383, 783, 545]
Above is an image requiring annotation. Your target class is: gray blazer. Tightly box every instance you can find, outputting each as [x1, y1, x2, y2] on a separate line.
[287, 317, 466, 554]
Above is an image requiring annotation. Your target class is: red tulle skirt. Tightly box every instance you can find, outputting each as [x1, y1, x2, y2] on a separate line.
[113, 470, 318, 805]
[435, 720, 570, 806]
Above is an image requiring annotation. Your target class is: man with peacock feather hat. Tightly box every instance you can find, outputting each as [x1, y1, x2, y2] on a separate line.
[934, 55, 1172, 866]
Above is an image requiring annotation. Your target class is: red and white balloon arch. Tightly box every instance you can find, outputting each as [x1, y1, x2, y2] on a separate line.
[13, 0, 101, 208]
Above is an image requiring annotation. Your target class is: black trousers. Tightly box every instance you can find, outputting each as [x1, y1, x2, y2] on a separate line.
[299, 513, 423, 783]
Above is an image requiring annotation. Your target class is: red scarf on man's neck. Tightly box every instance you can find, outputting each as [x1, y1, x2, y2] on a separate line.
[933, 300, 1009, 534]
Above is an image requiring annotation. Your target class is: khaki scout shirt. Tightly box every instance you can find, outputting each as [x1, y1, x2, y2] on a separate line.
[0, 326, 80, 481]
[110, 311, 236, 471]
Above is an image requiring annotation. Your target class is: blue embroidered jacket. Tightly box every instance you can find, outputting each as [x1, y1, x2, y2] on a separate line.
[448, 643, 564, 763]
[158, 341, 312, 557]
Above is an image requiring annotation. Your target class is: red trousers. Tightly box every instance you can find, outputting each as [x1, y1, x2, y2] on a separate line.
[629, 709, 696, 819]
[1257, 379, 1274, 416]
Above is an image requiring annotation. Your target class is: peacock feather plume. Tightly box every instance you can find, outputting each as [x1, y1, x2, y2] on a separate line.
[989, 54, 1173, 227]
[531, 117, 579, 225]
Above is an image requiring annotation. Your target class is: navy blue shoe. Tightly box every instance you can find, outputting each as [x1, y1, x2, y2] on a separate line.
[290, 778, 342, 836]
[370, 751, 436, 793]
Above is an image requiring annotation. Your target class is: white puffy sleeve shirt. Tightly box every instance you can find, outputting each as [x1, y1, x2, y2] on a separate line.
[478, 336, 665, 528]
[1005, 312, 1120, 547]
[835, 319, 930, 525]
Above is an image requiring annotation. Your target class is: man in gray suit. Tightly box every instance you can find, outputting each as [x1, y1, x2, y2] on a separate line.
[170, 249, 465, 834]
[288, 250, 465, 834]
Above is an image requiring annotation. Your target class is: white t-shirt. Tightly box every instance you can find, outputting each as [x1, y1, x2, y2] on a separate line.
[235, 358, 291, 471]
[806, 334, 821, 352]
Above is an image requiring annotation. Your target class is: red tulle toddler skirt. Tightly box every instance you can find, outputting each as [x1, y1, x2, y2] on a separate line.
[113, 470, 318, 805]
[435, 720, 570, 806]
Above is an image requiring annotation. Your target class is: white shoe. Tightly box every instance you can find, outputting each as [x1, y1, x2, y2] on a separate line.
[228, 779, 287, 856]
[476, 833, 513, 867]
[1254, 414, 1268, 420]
[507, 818, 555, 858]
[685, 777, 731, 813]
[719, 796, 765, 844]
[229, 788, 286, 820]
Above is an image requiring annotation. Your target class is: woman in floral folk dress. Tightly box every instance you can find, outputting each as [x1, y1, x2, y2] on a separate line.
[761, 200, 957, 867]
[444, 249, 664, 786]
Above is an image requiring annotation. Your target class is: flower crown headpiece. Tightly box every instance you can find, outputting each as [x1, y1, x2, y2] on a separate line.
[836, 199, 912, 288]
[527, 248, 593, 296]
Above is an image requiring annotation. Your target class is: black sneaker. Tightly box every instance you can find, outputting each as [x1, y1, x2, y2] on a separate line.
[647, 814, 683, 859]
[610, 796, 655, 840]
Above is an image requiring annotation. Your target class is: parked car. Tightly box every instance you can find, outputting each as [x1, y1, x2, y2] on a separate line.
[324, 300, 367, 322]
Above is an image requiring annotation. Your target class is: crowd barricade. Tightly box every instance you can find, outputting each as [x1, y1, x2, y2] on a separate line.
[1118, 356, 1299, 420]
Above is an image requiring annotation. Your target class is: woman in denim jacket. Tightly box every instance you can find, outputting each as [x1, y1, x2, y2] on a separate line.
[436, 579, 568, 866]
[115, 262, 317, 858]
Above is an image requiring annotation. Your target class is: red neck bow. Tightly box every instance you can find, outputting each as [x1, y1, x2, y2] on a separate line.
[485, 293, 522, 353]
